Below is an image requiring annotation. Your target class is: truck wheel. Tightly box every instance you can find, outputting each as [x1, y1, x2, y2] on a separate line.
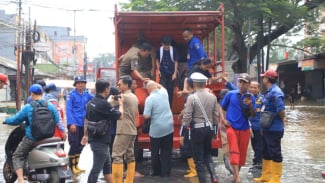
[49, 169, 65, 183]
[3, 160, 17, 183]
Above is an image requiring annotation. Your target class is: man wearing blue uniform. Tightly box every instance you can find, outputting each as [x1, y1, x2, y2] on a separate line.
[66, 76, 93, 174]
[182, 28, 207, 70]
[254, 70, 285, 183]
[248, 80, 264, 175]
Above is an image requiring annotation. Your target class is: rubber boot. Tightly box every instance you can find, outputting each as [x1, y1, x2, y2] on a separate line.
[207, 162, 218, 183]
[75, 154, 86, 173]
[112, 163, 124, 183]
[184, 158, 197, 177]
[69, 156, 81, 175]
[253, 159, 272, 182]
[266, 162, 282, 183]
[124, 162, 136, 183]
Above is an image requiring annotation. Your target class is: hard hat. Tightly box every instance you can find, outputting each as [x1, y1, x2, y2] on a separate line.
[73, 76, 87, 86]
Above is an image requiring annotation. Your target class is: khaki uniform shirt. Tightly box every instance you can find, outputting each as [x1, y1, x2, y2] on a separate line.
[119, 47, 139, 78]
[116, 90, 138, 135]
[182, 89, 218, 126]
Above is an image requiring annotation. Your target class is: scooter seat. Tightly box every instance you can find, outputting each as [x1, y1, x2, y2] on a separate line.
[32, 137, 62, 148]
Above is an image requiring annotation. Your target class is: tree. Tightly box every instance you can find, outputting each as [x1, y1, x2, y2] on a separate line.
[122, 0, 325, 73]
[92, 53, 115, 68]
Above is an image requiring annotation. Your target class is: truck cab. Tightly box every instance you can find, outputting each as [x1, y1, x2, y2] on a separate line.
[97, 4, 226, 157]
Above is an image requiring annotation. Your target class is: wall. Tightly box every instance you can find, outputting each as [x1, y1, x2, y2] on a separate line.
[305, 70, 324, 99]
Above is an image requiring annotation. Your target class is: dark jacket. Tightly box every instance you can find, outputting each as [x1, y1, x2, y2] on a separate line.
[86, 94, 121, 144]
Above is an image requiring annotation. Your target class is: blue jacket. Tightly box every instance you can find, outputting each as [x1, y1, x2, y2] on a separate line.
[5, 99, 61, 141]
[66, 89, 93, 127]
[263, 84, 285, 131]
[249, 93, 264, 130]
[187, 36, 207, 69]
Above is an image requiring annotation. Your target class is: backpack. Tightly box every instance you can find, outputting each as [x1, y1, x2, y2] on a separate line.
[30, 101, 55, 140]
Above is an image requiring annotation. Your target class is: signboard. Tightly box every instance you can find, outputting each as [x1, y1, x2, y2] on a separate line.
[301, 59, 315, 71]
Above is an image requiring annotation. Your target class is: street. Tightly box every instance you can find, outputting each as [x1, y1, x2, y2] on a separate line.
[0, 105, 325, 182]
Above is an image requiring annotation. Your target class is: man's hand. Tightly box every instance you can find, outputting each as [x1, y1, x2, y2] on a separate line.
[179, 136, 184, 146]
[172, 72, 177, 80]
[69, 124, 77, 133]
[61, 131, 67, 141]
[81, 135, 88, 146]
[222, 118, 231, 127]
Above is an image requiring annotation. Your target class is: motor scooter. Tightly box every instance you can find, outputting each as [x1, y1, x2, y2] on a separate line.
[3, 124, 72, 183]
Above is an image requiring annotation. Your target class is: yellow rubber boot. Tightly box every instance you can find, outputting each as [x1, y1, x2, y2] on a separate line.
[69, 156, 81, 175]
[124, 162, 136, 183]
[75, 154, 86, 173]
[253, 159, 272, 182]
[266, 162, 282, 183]
[112, 163, 124, 183]
[184, 158, 197, 178]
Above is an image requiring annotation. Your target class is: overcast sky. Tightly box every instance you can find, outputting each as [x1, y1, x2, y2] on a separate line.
[0, 0, 128, 59]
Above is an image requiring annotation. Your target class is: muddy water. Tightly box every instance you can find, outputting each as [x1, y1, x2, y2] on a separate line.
[0, 106, 324, 183]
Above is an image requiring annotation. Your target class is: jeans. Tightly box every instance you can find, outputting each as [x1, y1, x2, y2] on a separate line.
[150, 133, 173, 177]
[87, 141, 111, 183]
[160, 72, 174, 108]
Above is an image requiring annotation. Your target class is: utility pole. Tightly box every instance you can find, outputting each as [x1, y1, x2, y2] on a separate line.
[16, 0, 22, 110]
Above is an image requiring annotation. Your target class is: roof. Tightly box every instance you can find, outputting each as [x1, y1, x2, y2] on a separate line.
[114, 7, 224, 48]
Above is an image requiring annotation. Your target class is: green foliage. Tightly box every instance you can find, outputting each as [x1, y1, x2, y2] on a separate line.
[122, 0, 325, 72]
[92, 53, 115, 68]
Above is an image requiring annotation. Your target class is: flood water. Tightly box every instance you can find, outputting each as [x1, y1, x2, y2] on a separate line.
[0, 104, 325, 183]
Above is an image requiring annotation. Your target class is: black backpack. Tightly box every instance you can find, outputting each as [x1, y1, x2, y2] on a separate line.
[30, 101, 55, 140]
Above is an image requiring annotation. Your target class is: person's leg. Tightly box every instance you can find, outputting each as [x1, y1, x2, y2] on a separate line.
[112, 135, 129, 183]
[160, 133, 173, 177]
[250, 129, 263, 173]
[87, 142, 109, 183]
[166, 76, 175, 108]
[191, 128, 207, 183]
[12, 137, 34, 183]
[150, 136, 162, 176]
[75, 126, 86, 172]
[203, 127, 218, 183]
[133, 135, 144, 177]
[226, 127, 240, 182]
[253, 131, 273, 182]
[267, 131, 284, 183]
[103, 145, 113, 183]
[68, 125, 84, 174]
[124, 135, 136, 183]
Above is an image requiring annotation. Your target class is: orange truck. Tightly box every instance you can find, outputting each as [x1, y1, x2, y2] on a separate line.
[97, 4, 226, 158]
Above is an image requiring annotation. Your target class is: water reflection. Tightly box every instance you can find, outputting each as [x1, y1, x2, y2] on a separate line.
[0, 106, 324, 182]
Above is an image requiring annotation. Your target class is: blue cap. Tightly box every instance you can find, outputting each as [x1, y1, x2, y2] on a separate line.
[73, 76, 87, 86]
[29, 84, 43, 94]
[45, 83, 61, 93]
